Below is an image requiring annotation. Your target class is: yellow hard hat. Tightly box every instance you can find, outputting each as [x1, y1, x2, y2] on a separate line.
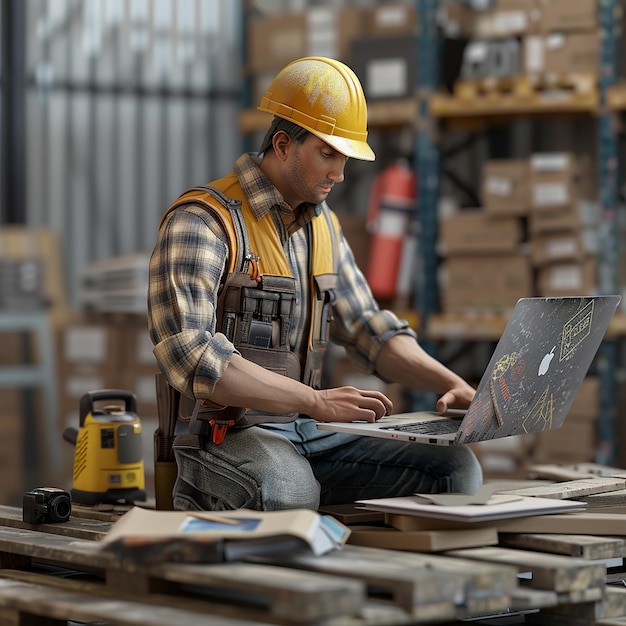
[258, 57, 375, 162]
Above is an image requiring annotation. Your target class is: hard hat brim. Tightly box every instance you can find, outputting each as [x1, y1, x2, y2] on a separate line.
[316, 131, 376, 162]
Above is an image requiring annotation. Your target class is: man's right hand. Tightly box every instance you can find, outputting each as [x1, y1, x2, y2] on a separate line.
[311, 386, 392, 423]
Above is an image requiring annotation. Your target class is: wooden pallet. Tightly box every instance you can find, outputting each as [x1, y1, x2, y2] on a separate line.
[454, 73, 597, 100]
[0, 499, 625, 625]
[0, 516, 512, 625]
[432, 73, 599, 120]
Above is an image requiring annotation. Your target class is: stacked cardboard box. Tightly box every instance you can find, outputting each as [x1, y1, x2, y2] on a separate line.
[441, 0, 600, 89]
[247, 5, 369, 105]
[529, 152, 599, 297]
[438, 192, 531, 313]
[439, 151, 599, 313]
[247, 3, 420, 105]
[524, 0, 600, 79]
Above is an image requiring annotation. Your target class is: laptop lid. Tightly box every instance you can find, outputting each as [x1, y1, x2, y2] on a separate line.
[453, 295, 621, 445]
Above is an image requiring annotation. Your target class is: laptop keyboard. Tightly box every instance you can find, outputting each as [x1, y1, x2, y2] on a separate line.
[380, 419, 460, 435]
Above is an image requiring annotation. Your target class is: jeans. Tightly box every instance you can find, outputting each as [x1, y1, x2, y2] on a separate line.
[172, 418, 483, 511]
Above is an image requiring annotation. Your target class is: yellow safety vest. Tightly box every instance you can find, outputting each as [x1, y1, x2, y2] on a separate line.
[160, 173, 339, 438]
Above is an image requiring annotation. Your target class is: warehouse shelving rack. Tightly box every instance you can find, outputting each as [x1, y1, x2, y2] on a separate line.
[238, 0, 624, 463]
[415, 0, 624, 463]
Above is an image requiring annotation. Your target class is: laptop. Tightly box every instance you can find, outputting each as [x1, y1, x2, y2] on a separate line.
[317, 296, 621, 446]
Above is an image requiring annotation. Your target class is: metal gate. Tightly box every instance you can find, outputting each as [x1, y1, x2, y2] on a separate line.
[1, 0, 242, 305]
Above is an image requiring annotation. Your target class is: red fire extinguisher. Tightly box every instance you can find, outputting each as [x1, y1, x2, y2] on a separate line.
[365, 159, 418, 301]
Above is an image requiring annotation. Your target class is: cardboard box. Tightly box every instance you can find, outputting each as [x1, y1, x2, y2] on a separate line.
[306, 6, 366, 62]
[348, 525, 499, 552]
[0, 227, 69, 326]
[567, 376, 600, 420]
[364, 3, 416, 36]
[536, 257, 597, 296]
[57, 323, 124, 368]
[531, 229, 598, 265]
[542, 31, 600, 76]
[538, 0, 598, 33]
[247, 7, 366, 73]
[247, 13, 306, 73]
[474, 0, 540, 38]
[482, 160, 531, 216]
[524, 31, 600, 77]
[56, 323, 127, 417]
[529, 152, 595, 212]
[533, 420, 597, 462]
[530, 200, 599, 234]
[350, 34, 417, 100]
[439, 211, 524, 254]
[441, 254, 533, 312]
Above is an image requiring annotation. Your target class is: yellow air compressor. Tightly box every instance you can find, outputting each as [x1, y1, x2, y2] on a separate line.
[66, 390, 146, 505]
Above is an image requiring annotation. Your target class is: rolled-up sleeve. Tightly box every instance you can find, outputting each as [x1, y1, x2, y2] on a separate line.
[147, 206, 236, 398]
[330, 226, 417, 374]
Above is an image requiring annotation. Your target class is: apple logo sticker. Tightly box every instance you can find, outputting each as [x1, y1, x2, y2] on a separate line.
[538, 346, 556, 376]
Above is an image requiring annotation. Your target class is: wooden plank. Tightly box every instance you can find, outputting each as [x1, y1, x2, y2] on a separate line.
[253, 544, 519, 620]
[0, 505, 110, 540]
[0, 568, 373, 626]
[527, 464, 626, 481]
[113, 560, 365, 623]
[0, 577, 268, 626]
[509, 586, 603, 616]
[253, 547, 466, 620]
[0, 524, 108, 571]
[446, 547, 606, 593]
[525, 586, 626, 624]
[495, 513, 626, 537]
[498, 533, 626, 560]
[578, 490, 626, 508]
[509, 586, 559, 611]
[500, 477, 626, 499]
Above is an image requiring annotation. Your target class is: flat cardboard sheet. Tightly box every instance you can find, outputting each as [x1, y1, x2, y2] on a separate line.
[356, 495, 586, 522]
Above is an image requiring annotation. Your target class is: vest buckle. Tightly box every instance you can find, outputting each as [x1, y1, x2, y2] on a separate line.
[209, 418, 236, 444]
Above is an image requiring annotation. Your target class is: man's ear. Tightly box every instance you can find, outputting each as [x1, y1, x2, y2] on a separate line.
[272, 130, 292, 161]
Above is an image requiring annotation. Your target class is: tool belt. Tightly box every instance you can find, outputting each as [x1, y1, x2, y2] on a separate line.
[157, 184, 338, 450]
[172, 272, 300, 448]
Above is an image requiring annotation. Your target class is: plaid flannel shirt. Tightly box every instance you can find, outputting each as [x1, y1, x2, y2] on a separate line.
[148, 153, 415, 403]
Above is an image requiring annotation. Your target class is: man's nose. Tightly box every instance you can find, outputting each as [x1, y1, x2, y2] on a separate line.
[329, 159, 347, 183]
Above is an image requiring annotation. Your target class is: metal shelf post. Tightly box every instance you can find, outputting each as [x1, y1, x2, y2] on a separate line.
[596, 0, 622, 465]
[412, 0, 441, 409]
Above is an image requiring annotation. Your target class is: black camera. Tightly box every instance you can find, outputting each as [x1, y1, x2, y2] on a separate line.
[22, 487, 72, 524]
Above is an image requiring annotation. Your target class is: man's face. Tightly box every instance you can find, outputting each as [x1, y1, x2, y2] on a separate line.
[285, 135, 348, 208]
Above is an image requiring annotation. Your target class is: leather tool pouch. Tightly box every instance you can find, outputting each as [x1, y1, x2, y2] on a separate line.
[185, 272, 301, 435]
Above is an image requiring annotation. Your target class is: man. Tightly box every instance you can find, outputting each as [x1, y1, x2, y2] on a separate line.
[148, 57, 482, 512]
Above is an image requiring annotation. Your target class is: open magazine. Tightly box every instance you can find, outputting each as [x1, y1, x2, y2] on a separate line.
[100, 506, 350, 563]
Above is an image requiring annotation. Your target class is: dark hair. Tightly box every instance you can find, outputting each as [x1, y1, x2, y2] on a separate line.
[259, 116, 310, 155]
